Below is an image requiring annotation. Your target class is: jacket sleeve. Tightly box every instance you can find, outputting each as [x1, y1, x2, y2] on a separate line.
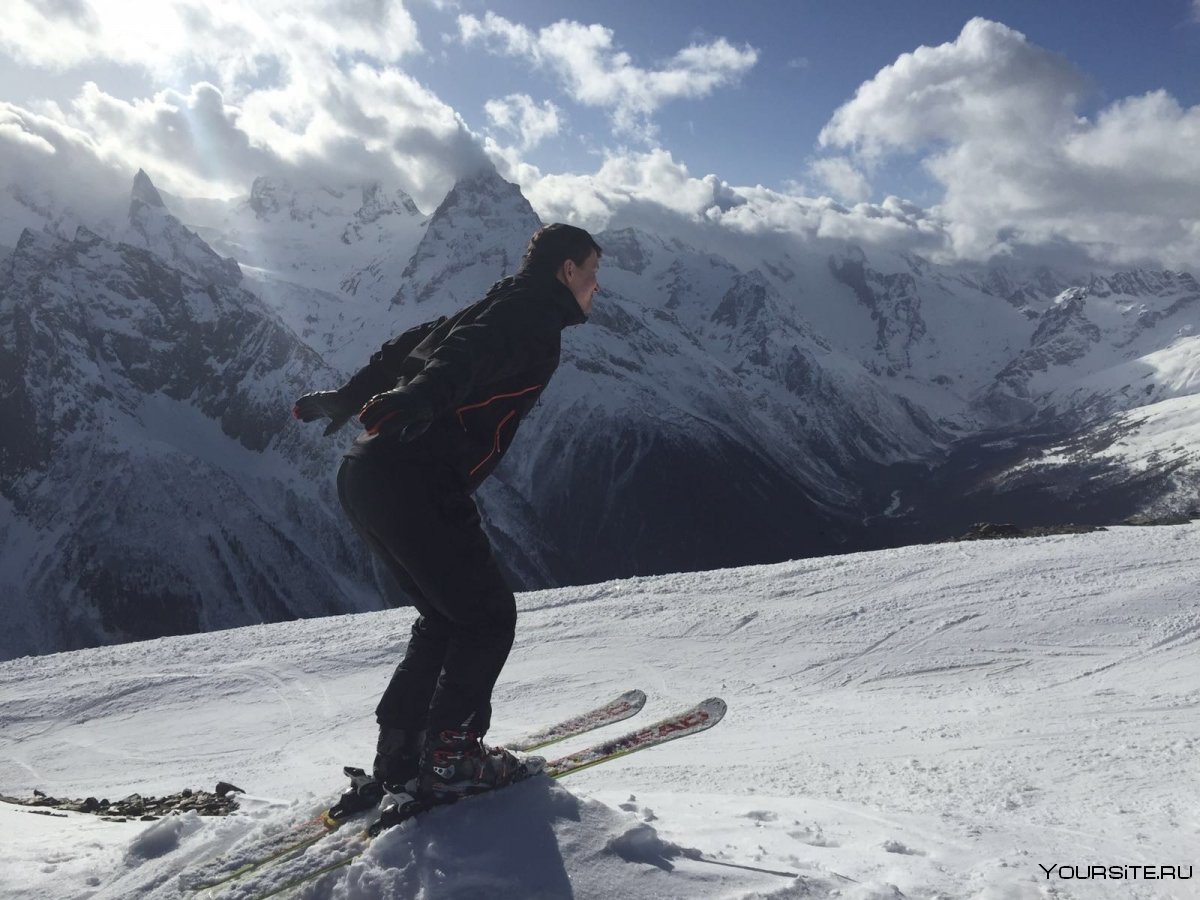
[338, 315, 446, 407]
[399, 295, 559, 417]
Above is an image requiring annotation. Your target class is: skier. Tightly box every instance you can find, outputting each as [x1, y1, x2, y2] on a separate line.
[292, 223, 602, 818]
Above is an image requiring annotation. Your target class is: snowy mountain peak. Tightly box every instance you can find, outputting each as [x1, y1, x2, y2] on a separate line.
[1052, 285, 1088, 307]
[393, 169, 541, 308]
[14, 225, 62, 257]
[356, 180, 421, 223]
[594, 226, 687, 276]
[124, 172, 242, 288]
[431, 169, 540, 231]
[340, 181, 423, 248]
[247, 175, 289, 219]
[130, 168, 166, 211]
[1086, 268, 1200, 299]
[245, 176, 421, 228]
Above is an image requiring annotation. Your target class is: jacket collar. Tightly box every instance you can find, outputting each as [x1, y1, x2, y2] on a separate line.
[499, 271, 588, 327]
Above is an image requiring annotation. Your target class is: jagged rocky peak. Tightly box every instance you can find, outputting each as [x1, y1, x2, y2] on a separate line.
[394, 167, 542, 306]
[358, 181, 421, 221]
[827, 245, 875, 304]
[248, 175, 343, 221]
[14, 226, 63, 256]
[712, 270, 772, 329]
[1052, 286, 1088, 308]
[593, 227, 671, 275]
[248, 175, 421, 226]
[247, 175, 290, 219]
[433, 167, 540, 227]
[125, 171, 242, 288]
[1086, 268, 1200, 298]
[130, 169, 166, 211]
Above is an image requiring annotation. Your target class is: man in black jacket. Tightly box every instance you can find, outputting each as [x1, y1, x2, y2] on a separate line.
[293, 223, 601, 815]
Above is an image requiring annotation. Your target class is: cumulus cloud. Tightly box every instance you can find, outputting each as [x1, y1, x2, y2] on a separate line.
[5, 6, 1197, 271]
[820, 18, 1085, 159]
[2, 0, 420, 79]
[818, 17, 1200, 267]
[4, 67, 487, 206]
[0, 0, 490, 215]
[807, 157, 871, 203]
[484, 94, 561, 151]
[0, 102, 130, 241]
[458, 13, 757, 139]
[65, 82, 276, 196]
[512, 146, 951, 259]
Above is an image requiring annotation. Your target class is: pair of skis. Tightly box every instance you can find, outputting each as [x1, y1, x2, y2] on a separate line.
[183, 690, 725, 898]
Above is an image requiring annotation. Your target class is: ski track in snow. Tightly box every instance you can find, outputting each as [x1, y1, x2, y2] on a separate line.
[1, 525, 1199, 899]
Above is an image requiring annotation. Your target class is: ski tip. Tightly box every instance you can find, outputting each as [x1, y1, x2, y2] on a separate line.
[624, 689, 648, 706]
[700, 697, 728, 720]
[519, 755, 547, 778]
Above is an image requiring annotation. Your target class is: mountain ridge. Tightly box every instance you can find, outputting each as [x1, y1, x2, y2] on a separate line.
[2, 167, 1198, 657]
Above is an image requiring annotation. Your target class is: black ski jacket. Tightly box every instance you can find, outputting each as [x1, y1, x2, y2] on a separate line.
[341, 271, 587, 491]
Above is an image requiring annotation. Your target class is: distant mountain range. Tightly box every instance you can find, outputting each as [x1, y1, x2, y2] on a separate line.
[2, 167, 1197, 659]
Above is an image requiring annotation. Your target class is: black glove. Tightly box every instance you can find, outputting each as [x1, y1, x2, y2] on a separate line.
[292, 390, 357, 436]
[357, 388, 433, 440]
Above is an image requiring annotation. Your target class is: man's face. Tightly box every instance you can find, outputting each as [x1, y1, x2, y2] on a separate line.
[561, 251, 600, 316]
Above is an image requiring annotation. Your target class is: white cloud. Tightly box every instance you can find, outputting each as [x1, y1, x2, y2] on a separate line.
[510, 146, 951, 260]
[458, 13, 757, 139]
[0, 73, 486, 224]
[1, 0, 420, 78]
[65, 82, 276, 197]
[807, 157, 871, 203]
[0, 102, 129, 235]
[0, 0, 492, 213]
[820, 18, 1086, 160]
[484, 94, 560, 151]
[818, 17, 1200, 267]
[4, 7, 1197, 271]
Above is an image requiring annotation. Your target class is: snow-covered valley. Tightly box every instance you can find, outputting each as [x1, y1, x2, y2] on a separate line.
[2, 524, 1197, 899]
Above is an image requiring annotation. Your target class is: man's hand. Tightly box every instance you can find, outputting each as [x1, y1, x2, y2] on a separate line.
[292, 390, 356, 436]
[357, 388, 432, 440]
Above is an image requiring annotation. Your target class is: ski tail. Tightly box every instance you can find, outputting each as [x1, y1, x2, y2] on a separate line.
[546, 697, 726, 778]
[506, 688, 647, 751]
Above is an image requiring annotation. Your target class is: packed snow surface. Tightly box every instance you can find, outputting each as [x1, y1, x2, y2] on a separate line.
[1, 525, 1198, 899]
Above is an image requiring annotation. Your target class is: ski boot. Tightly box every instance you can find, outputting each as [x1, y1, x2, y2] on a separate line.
[415, 728, 543, 805]
[324, 727, 420, 826]
[373, 726, 421, 793]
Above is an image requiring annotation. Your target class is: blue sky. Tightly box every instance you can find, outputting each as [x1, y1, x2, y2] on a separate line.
[1, 1, 1199, 266]
[411, 1, 1198, 198]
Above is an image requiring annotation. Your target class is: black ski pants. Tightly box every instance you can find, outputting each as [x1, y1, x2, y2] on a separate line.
[336, 455, 517, 738]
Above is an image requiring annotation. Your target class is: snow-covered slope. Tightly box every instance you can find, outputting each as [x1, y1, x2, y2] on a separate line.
[2, 525, 1197, 899]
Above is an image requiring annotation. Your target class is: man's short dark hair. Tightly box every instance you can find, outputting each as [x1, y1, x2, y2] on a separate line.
[521, 224, 602, 276]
